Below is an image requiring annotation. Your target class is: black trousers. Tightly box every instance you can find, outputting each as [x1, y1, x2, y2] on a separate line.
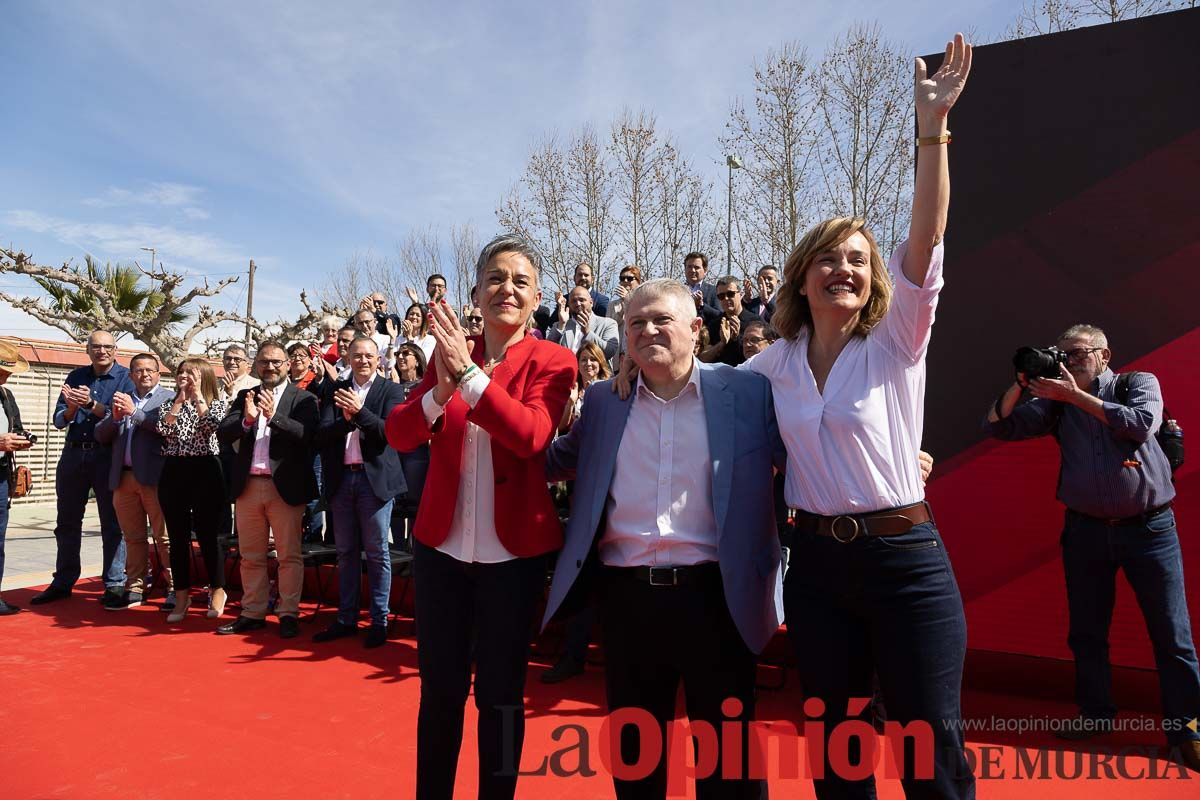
[158, 456, 227, 592]
[599, 565, 765, 800]
[412, 541, 546, 800]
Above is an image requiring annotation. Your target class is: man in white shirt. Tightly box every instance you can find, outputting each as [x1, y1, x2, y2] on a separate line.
[216, 342, 319, 639]
[312, 337, 407, 648]
[544, 279, 784, 799]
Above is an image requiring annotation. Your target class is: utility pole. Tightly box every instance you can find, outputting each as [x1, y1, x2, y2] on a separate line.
[244, 259, 256, 345]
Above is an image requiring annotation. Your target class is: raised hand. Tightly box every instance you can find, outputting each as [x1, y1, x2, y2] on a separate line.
[334, 387, 363, 422]
[555, 292, 568, 324]
[914, 33, 972, 133]
[611, 354, 640, 400]
[384, 316, 399, 339]
[359, 295, 374, 311]
[405, 286, 421, 305]
[575, 307, 591, 334]
[614, 284, 628, 300]
[430, 342, 459, 406]
[221, 371, 236, 398]
[243, 388, 261, 425]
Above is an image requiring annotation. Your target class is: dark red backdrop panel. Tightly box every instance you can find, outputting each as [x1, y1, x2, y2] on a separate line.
[919, 8, 1200, 668]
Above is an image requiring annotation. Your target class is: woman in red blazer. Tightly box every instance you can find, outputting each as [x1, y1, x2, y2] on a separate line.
[386, 234, 576, 800]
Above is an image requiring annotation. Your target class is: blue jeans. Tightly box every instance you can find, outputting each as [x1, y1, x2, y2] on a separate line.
[1062, 507, 1200, 743]
[330, 470, 394, 626]
[303, 453, 325, 541]
[52, 445, 125, 590]
[785, 521, 975, 800]
[0, 478, 9, 588]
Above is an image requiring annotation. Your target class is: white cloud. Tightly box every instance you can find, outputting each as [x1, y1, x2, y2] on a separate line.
[2, 209, 247, 269]
[83, 181, 206, 210]
[182, 207, 210, 220]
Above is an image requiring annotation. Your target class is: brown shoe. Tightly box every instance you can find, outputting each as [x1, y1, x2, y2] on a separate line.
[1177, 740, 1200, 774]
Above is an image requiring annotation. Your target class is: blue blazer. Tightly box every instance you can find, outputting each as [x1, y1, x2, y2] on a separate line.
[95, 387, 174, 490]
[314, 376, 408, 503]
[543, 362, 786, 654]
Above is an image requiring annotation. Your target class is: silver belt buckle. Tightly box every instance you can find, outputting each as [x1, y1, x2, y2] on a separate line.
[648, 567, 677, 586]
[831, 515, 860, 544]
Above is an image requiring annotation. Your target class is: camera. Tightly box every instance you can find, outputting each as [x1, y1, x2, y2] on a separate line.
[22, 431, 37, 444]
[1013, 346, 1068, 380]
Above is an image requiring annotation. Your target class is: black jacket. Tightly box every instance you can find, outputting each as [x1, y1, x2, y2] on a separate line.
[314, 376, 407, 503]
[217, 383, 319, 506]
[1, 385, 27, 482]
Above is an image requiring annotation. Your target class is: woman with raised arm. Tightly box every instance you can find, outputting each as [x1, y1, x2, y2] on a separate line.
[385, 234, 576, 800]
[748, 35, 975, 799]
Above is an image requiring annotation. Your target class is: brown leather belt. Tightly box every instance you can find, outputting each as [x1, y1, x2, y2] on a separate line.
[792, 501, 933, 543]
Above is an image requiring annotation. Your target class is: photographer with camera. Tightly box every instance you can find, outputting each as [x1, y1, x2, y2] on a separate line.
[0, 340, 35, 615]
[985, 323, 1200, 770]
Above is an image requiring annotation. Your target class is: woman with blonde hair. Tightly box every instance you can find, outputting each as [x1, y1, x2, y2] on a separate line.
[560, 341, 612, 433]
[748, 35, 975, 798]
[156, 358, 230, 624]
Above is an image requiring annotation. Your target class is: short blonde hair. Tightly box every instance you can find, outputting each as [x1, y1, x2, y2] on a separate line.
[773, 217, 892, 341]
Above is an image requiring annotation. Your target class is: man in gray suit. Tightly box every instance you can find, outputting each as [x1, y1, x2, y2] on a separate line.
[547, 286, 619, 363]
[544, 278, 784, 800]
[95, 353, 174, 610]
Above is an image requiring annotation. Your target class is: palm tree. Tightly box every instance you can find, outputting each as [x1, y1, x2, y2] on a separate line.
[33, 255, 190, 341]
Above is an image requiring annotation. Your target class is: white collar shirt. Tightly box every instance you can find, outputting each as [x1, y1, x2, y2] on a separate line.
[343, 373, 376, 465]
[600, 360, 718, 567]
[249, 382, 288, 476]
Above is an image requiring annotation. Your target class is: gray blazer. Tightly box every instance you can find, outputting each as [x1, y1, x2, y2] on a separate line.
[547, 315, 620, 362]
[95, 387, 174, 489]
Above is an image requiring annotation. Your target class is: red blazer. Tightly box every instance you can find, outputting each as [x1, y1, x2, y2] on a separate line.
[385, 333, 577, 558]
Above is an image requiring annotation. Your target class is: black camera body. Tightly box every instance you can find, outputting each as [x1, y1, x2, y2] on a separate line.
[1013, 346, 1068, 380]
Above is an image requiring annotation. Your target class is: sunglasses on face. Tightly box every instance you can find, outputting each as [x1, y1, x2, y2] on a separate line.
[716, 291, 739, 300]
[619, 276, 636, 283]
[466, 316, 484, 323]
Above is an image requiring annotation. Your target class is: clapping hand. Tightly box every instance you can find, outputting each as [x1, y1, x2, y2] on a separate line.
[359, 295, 375, 311]
[255, 386, 276, 422]
[60, 383, 91, 409]
[575, 306, 591, 334]
[614, 283, 629, 300]
[914, 33, 972, 133]
[555, 292, 568, 324]
[692, 289, 704, 309]
[111, 392, 135, 421]
[220, 371, 236, 397]
[384, 316, 399, 339]
[427, 301, 476, 403]
[334, 387, 364, 422]
[405, 286, 421, 305]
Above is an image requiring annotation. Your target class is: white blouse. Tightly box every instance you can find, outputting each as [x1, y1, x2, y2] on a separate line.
[749, 239, 943, 516]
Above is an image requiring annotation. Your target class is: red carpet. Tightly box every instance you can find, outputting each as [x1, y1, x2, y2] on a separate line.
[1, 579, 1195, 799]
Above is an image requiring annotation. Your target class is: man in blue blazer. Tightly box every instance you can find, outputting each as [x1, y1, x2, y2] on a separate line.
[544, 279, 785, 800]
[312, 336, 407, 648]
[94, 353, 175, 611]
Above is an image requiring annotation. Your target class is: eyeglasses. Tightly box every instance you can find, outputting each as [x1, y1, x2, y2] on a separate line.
[223, 356, 247, 364]
[1065, 347, 1102, 363]
[619, 275, 636, 284]
[743, 336, 767, 346]
[466, 316, 484, 324]
[256, 359, 286, 368]
[88, 344, 116, 351]
[716, 291, 739, 300]
[288, 354, 310, 361]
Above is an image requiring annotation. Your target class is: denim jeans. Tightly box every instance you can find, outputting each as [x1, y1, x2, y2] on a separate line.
[330, 470, 394, 627]
[1062, 507, 1200, 743]
[52, 445, 126, 590]
[0, 478, 9, 588]
[303, 453, 325, 542]
[785, 521, 975, 800]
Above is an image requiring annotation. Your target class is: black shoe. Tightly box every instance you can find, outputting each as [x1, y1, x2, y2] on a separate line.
[161, 591, 177, 611]
[103, 591, 143, 611]
[29, 586, 72, 605]
[100, 586, 124, 604]
[364, 625, 387, 649]
[0, 597, 19, 615]
[1055, 716, 1114, 741]
[279, 615, 300, 639]
[216, 616, 267, 635]
[540, 656, 585, 684]
[313, 620, 358, 643]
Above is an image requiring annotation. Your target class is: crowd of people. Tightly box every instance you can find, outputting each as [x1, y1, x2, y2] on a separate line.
[1, 32, 1198, 800]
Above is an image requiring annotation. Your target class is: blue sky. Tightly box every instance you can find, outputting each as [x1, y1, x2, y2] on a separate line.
[1, 0, 1013, 347]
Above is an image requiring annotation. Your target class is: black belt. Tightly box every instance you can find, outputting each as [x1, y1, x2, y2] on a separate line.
[345, 463, 366, 472]
[1068, 502, 1173, 528]
[603, 562, 720, 588]
[67, 441, 109, 450]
